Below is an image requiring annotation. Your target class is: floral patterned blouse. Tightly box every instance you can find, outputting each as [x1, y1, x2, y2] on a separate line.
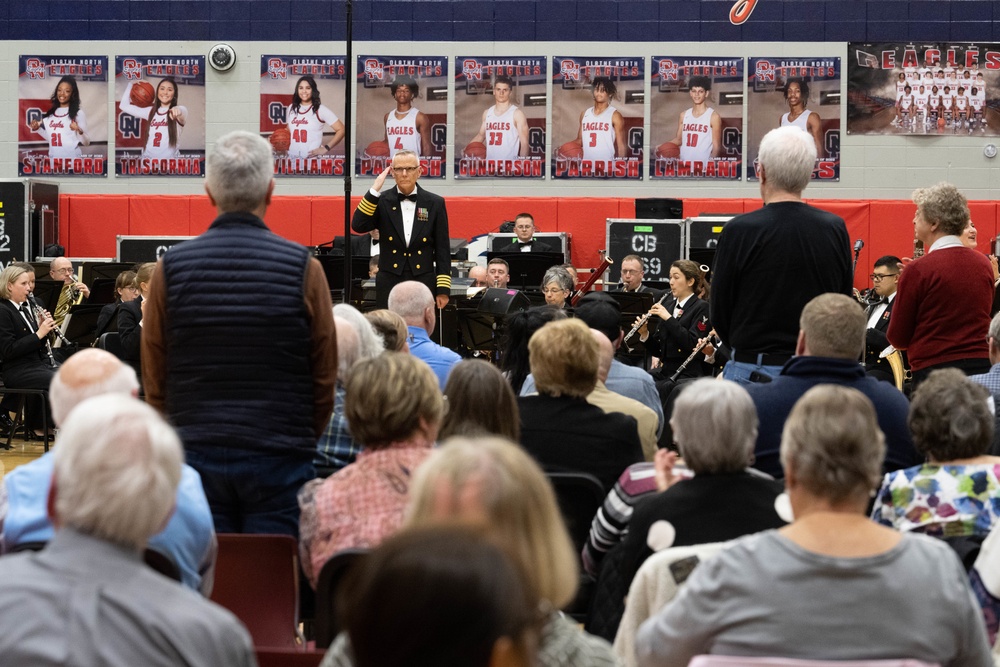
[871, 463, 1000, 537]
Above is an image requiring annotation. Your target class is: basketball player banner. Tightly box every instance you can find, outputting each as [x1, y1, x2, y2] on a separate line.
[550, 56, 644, 180]
[114, 56, 206, 177]
[847, 43, 998, 137]
[454, 57, 546, 179]
[18, 56, 109, 177]
[650, 56, 743, 180]
[260, 55, 347, 178]
[747, 57, 840, 181]
[356, 55, 448, 179]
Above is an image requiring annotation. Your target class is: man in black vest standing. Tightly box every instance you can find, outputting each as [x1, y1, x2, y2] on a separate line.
[353, 149, 452, 309]
[142, 131, 337, 539]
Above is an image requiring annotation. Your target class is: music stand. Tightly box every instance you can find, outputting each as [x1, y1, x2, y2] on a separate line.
[315, 255, 371, 290]
[81, 261, 134, 285]
[57, 304, 104, 348]
[31, 279, 63, 314]
[608, 291, 656, 360]
[89, 278, 117, 305]
[488, 251, 565, 292]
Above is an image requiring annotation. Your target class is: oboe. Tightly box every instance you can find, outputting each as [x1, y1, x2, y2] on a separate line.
[26, 293, 57, 368]
[668, 329, 719, 383]
[622, 293, 669, 352]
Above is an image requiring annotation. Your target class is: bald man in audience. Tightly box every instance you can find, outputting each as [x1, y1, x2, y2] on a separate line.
[0, 348, 217, 595]
[587, 328, 659, 461]
[388, 280, 460, 390]
[0, 395, 254, 666]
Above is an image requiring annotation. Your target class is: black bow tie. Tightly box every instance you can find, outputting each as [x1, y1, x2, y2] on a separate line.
[400, 193, 418, 203]
[371, 238, 379, 245]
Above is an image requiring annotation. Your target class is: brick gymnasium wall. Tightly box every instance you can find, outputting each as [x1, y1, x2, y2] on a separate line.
[58, 193, 1000, 291]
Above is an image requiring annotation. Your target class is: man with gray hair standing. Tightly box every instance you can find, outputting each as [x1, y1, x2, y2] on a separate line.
[388, 280, 460, 390]
[143, 130, 337, 538]
[711, 125, 852, 385]
[1, 348, 217, 595]
[745, 293, 919, 479]
[0, 395, 255, 666]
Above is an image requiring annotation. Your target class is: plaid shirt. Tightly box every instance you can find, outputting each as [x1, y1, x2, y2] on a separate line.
[314, 385, 363, 474]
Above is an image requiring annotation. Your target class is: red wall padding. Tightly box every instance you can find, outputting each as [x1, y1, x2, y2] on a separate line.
[59, 194, 999, 291]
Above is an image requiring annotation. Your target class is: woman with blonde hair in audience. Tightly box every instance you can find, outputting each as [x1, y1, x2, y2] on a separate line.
[298, 352, 444, 588]
[364, 308, 408, 352]
[636, 385, 991, 666]
[321, 436, 621, 667]
[439, 359, 520, 442]
[873, 368, 1000, 538]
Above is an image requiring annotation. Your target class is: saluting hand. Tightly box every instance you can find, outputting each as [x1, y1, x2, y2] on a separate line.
[371, 166, 392, 192]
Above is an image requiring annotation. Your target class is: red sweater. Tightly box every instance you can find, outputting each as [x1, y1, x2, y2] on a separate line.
[887, 245, 993, 371]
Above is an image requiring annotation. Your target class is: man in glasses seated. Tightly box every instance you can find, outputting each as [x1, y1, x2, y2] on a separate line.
[864, 255, 903, 383]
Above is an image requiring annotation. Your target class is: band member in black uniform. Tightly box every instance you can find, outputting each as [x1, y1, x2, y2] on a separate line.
[864, 255, 902, 384]
[635, 260, 711, 381]
[352, 149, 451, 309]
[0, 264, 58, 437]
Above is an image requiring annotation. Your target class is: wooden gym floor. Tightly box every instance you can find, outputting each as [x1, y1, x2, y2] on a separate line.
[0, 438, 49, 479]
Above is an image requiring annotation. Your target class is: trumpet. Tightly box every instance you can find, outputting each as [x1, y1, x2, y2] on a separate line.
[623, 292, 669, 352]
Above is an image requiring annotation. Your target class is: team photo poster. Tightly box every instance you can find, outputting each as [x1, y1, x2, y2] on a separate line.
[747, 57, 841, 181]
[848, 43, 998, 137]
[454, 57, 547, 179]
[355, 55, 448, 179]
[550, 56, 644, 180]
[649, 56, 743, 180]
[114, 56, 206, 177]
[18, 56, 109, 177]
[261, 56, 347, 178]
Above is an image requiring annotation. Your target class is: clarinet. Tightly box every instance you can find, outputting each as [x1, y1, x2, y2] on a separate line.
[30, 294, 72, 347]
[668, 330, 718, 383]
[26, 293, 57, 368]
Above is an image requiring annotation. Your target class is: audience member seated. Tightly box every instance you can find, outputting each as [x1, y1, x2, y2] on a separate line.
[0, 263, 58, 438]
[589, 378, 787, 642]
[333, 303, 384, 358]
[118, 261, 155, 382]
[970, 311, 1000, 455]
[635, 384, 992, 667]
[320, 435, 620, 667]
[439, 359, 520, 442]
[1, 348, 217, 595]
[0, 394, 255, 665]
[581, 461, 659, 580]
[587, 329, 659, 460]
[365, 308, 409, 353]
[746, 292, 919, 478]
[388, 280, 460, 390]
[520, 293, 664, 435]
[873, 368, 1000, 538]
[500, 306, 567, 395]
[95, 269, 137, 338]
[299, 352, 443, 588]
[518, 318, 643, 492]
[541, 266, 574, 309]
[315, 312, 378, 477]
[338, 526, 540, 667]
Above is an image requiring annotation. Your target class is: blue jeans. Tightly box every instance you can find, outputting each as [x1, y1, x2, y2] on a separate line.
[184, 447, 315, 539]
[722, 359, 785, 386]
